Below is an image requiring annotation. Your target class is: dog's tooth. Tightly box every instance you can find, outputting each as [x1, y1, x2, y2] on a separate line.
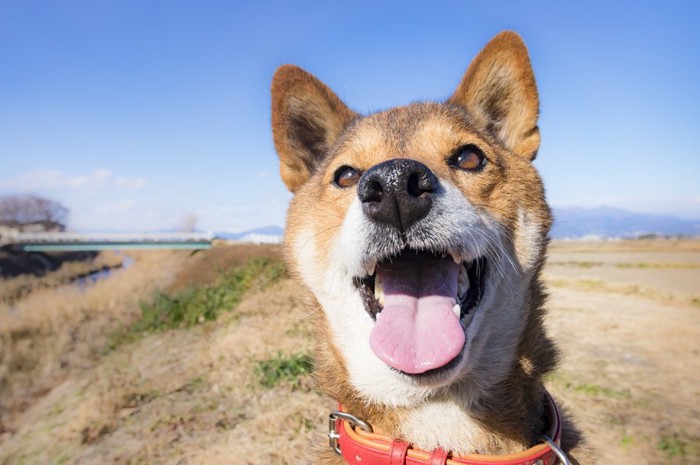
[453, 304, 461, 318]
[457, 265, 469, 301]
[365, 260, 376, 276]
[375, 273, 384, 306]
[451, 252, 461, 265]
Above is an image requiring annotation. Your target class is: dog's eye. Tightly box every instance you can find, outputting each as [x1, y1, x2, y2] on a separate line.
[452, 145, 486, 172]
[333, 165, 361, 188]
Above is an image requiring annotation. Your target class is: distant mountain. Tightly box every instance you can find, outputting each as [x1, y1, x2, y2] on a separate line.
[215, 225, 284, 240]
[212, 210, 700, 242]
[551, 207, 700, 239]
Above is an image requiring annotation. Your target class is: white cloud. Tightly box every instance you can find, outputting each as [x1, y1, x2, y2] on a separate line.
[96, 199, 137, 215]
[114, 177, 148, 189]
[0, 169, 147, 193]
[70, 201, 180, 231]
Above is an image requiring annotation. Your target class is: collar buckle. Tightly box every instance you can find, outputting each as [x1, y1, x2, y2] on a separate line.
[542, 434, 570, 465]
[329, 410, 374, 455]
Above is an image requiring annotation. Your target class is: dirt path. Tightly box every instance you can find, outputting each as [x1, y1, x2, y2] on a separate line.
[544, 242, 700, 464]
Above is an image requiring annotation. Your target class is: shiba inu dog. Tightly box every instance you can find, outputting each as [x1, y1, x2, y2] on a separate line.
[272, 31, 586, 464]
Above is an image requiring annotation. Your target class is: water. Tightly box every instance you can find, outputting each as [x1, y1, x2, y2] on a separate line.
[75, 253, 135, 290]
[5, 253, 136, 316]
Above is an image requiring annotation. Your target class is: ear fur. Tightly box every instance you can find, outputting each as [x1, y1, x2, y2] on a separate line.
[449, 31, 540, 160]
[271, 65, 356, 192]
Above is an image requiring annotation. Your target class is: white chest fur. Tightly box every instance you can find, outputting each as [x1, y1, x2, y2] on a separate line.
[399, 399, 483, 453]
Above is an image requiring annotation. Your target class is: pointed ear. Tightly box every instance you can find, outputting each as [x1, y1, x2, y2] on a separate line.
[271, 65, 356, 192]
[448, 31, 540, 160]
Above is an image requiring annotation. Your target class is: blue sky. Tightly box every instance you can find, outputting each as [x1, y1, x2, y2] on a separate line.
[1, 1, 699, 232]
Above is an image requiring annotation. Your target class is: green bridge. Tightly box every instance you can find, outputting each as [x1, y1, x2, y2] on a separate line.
[2, 232, 213, 252]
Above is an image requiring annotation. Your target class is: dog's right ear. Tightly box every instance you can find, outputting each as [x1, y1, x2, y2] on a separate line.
[271, 65, 356, 193]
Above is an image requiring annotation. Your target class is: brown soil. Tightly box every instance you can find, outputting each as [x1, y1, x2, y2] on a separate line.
[0, 239, 698, 464]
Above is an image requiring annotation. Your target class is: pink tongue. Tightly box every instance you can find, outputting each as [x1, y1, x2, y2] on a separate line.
[369, 257, 465, 374]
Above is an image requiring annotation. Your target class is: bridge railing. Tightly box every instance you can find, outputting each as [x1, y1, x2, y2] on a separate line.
[2, 231, 214, 244]
[0, 231, 215, 251]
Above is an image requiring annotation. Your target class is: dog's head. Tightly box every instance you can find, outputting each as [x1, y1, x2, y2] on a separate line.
[272, 32, 552, 407]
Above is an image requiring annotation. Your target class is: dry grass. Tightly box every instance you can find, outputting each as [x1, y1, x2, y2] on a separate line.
[0, 249, 191, 434]
[1, 239, 699, 464]
[0, 243, 326, 465]
[548, 238, 700, 253]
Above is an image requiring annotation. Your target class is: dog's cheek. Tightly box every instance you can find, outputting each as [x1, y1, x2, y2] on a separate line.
[498, 159, 550, 272]
[287, 182, 360, 292]
[332, 199, 373, 279]
[285, 186, 332, 292]
[513, 208, 545, 271]
[289, 225, 324, 294]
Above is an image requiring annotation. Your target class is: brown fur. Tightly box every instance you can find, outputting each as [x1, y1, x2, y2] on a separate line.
[272, 31, 590, 463]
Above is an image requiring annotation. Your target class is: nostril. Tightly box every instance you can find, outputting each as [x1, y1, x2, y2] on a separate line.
[358, 175, 384, 205]
[407, 171, 436, 197]
[407, 173, 420, 197]
[406, 173, 424, 197]
[365, 180, 384, 203]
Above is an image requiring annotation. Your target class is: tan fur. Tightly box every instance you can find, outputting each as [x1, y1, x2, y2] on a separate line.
[272, 31, 590, 464]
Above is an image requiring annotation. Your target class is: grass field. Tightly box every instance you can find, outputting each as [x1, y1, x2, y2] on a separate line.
[1, 239, 698, 464]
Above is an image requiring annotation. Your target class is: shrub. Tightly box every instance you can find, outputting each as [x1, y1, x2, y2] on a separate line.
[110, 257, 286, 347]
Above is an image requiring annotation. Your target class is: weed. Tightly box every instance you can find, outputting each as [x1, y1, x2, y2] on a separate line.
[615, 262, 700, 269]
[81, 421, 114, 445]
[192, 400, 219, 414]
[122, 391, 160, 408]
[286, 412, 316, 433]
[546, 277, 678, 303]
[55, 452, 70, 465]
[150, 413, 195, 431]
[285, 320, 313, 338]
[256, 352, 314, 388]
[620, 435, 634, 449]
[576, 261, 601, 268]
[49, 402, 64, 416]
[658, 434, 686, 458]
[607, 414, 627, 426]
[549, 261, 603, 268]
[574, 383, 631, 399]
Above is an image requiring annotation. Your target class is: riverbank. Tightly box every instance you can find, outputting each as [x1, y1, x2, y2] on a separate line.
[1, 240, 698, 464]
[0, 250, 125, 306]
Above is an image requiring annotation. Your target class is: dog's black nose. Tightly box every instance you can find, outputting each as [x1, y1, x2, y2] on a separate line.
[357, 158, 437, 232]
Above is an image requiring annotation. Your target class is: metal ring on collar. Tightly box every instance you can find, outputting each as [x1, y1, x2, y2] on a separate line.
[542, 435, 570, 465]
[329, 410, 374, 455]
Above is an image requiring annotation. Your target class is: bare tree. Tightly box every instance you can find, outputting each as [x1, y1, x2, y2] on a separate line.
[0, 194, 69, 232]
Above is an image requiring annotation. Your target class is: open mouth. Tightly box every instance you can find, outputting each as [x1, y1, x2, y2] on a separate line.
[354, 249, 487, 376]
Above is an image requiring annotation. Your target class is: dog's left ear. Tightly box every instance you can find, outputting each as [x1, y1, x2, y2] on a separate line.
[449, 31, 540, 160]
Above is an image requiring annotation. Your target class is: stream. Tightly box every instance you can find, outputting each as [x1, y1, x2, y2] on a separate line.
[74, 253, 135, 290]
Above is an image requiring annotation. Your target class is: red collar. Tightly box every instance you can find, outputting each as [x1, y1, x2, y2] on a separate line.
[328, 391, 567, 465]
